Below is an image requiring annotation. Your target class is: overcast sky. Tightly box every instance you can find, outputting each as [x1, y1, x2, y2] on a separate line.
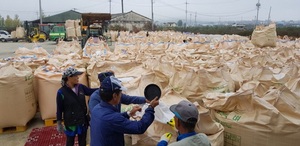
[0, 0, 299, 23]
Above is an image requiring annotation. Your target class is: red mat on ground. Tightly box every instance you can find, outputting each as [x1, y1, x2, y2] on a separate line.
[25, 126, 81, 146]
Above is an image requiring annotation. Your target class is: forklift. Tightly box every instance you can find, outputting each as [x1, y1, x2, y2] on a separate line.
[13, 21, 47, 42]
[28, 27, 47, 42]
[81, 13, 111, 48]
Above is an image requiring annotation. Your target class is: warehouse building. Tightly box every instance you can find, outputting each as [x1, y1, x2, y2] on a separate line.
[31, 10, 151, 33]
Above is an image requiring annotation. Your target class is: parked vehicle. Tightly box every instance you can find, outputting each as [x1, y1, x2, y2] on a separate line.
[49, 23, 80, 43]
[10, 21, 47, 42]
[49, 13, 111, 48]
[0, 30, 12, 42]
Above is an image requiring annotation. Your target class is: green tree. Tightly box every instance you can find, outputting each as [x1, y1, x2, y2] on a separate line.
[13, 14, 22, 27]
[0, 15, 3, 27]
[177, 20, 183, 27]
[4, 15, 13, 27]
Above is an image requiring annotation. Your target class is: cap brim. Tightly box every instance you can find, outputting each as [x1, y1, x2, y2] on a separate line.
[170, 104, 178, 115]
[170, 104, 184, 120]
[74, 71, 83, 76]
[120, 86, 127, 91]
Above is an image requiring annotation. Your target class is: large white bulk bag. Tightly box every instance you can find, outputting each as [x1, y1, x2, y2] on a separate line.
[0, 62, 36, 128]
[251, 23, 277, 48]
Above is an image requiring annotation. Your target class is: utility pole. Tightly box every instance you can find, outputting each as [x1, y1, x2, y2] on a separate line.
[256, 0, 261, 26]
[39, 0, 42, 24]
[267, 7, 272, 24]
[151, 0, 154, 31]
[194, 12, 197, 26]
[190, 13, 192, 26]
[121, 0, 124, 14]
[185, 0, 188, 28]
[109, 0, 111, 14]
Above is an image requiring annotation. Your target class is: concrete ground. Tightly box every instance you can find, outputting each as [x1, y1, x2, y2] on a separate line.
[0, 41, 58, 59]
[0, 112, 44, 146]
[0, 112, 128, 146]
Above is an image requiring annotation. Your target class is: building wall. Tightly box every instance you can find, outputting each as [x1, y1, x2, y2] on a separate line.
[110, 11, 151, 31]
[110, 21, 147, 31]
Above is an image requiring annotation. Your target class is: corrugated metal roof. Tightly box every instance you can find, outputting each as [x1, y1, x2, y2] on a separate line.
[31, 10, 81, 23]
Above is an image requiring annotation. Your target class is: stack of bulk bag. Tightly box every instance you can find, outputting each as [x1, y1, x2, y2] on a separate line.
[0, 62, 36, 128]
[16, 26, 25, 38]
[11, 31, 16, 39]
[74, 19, 81, 37]
[87, 60, 141, 88]
[203, 89, 300, 146]
[53, 40, 82, 55]
[14, 46, 49, 71]
[110, 31, 118, 42]
[65, 19, 81, 38]
[83, 37, 110, 58]
[251, 23, 277, 48]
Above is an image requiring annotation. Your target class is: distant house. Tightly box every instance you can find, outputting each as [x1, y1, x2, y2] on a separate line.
[164, 22, 177, 27]
[232, 23, 245, 30]
[110, 11, 152, 31]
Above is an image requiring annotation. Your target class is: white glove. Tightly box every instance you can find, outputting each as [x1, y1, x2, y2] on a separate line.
[160, 132, 172, 143]
[57, 120, 64, 133]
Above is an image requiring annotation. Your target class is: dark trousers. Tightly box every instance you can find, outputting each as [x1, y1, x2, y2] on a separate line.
[66, 130, 87, 146]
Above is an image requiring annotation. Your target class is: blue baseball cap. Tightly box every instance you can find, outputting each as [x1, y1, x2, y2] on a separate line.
[98, 71, 114, 82]
[100, 76, 127, 92]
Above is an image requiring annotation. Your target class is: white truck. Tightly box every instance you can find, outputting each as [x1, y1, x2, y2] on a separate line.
[0, 30, 12, 42]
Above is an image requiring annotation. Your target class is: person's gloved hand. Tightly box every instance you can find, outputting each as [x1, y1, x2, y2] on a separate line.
[159, 132, 172, 143]
[57, 120, 64, 133]
[167, 117, 175, 129]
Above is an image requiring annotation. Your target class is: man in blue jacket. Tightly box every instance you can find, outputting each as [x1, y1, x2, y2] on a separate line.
[90, 76, 159, 146]
[88, 71, 147, 114]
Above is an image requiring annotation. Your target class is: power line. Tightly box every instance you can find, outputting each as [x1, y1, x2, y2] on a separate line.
[110, 1, 182, 7]
[197, 8, 256, 17]
[189, 0, 241, 5]
[0, 9, 35, 13]
[154, 13, 180, 21]
[157, 0, 256, 18]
